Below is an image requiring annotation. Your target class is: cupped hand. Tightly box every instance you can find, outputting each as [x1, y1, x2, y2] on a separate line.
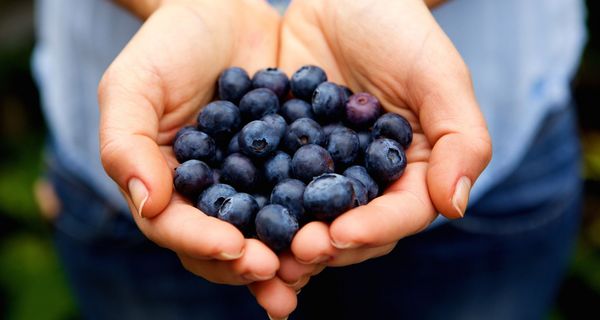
[277, 0, 492, 288]
[98, 0, 296, 317]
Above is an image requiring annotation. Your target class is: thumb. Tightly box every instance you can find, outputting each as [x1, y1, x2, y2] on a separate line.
[98, 64, 173, 219]
[414, 61, 492, 219]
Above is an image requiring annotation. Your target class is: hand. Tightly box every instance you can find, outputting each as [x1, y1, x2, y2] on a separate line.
[98, 1, 296, 317]
[276, 0, 492, 290]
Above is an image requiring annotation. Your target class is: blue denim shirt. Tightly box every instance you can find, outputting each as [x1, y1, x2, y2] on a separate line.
[33, 0, 586, 214]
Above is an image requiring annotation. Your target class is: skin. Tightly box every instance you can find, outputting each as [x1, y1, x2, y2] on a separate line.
[101, 0, 491, 318]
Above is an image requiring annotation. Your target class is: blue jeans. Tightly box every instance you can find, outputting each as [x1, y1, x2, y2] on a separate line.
[48, 105, 582, 320]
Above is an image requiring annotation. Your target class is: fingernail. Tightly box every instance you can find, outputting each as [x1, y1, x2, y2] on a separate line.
[285, 275, 309, 288]
[331, 239, 359, 249]
[128, 178, 148, 218]
[243, 272, 274, 282]
[218, 249, 245, 260]
[267, 314, 288, 320]
[452, 176, 471, 217]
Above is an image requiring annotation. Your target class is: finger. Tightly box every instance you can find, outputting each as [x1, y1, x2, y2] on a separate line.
[326, 243, 396, 267]
[292, 221, 398, 267]
[248, 278, 298, 320]
[277, 251, 326, 286]
[126, 194, 246, 260]
[329, 161, 437, 249]
[178, 239, 279, 285]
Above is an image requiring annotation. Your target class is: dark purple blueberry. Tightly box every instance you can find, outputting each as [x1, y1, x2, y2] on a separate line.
[251, 68, 290, 100]
[197, 100, 241, 143]
[343, 165, 379, 201]
[239, 88, 280, 121]
[283, 118, 325, 153]
[255, 204, 299, 252]
[220, 153, 261, 191]
[365, 138, 407, 183]
[173, 131, 216, 163]
[173, 160, 214, 199]
[322, 122, 345, 138]
[347, 177, 368, 207]
[290, 65, 327, 101]
[261, 113, 287, 140]
[217, 67, 252, 103]
[197, 183, 237, 217]
[263, 151, 292, 186]
[312, 82, 345, 123]
[227, 133, 240, 154]
[281, 99, 314, 123]
[340, 85, 354, 103]
[303, 173, 355, 221]
[238, 120, 281, 158]
[345, 92, 382, 129]
[291, 144, 335, 183]
[357, 131, 373, 154]
[371, 113, 413, 149]
[253, 194, 269, 210]
[218, 193, 259, 235]
[270, 179, 306, 222]
[326, 127, 360, 168]
[174, 125, 198, 142]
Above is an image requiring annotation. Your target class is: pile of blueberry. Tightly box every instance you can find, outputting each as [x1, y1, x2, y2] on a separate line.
[172, 66, 412, 252]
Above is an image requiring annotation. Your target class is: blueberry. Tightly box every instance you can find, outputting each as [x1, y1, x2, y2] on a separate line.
[270, 179, 306, 221]
[173, 160, 214, 199]
[321, 122, 345, 138]
[212, 169, 221, 184]
[263, 151, 292, 186]
[303, 173, 355, 221]
[253, 194, 269, 210]
[197, 183, 237, 217]
[238, 120, 281, 158]
[281, 99, 314, 123]
[197, 100, 241, 143]
[217, 67, 252, 103]
[291, 144, 335, 183]
[255, 204, 299, 252]
[252, 68, 290, 100]
[312, 82, 345, 123]
[261, 113, 287, 140]
[290, 65, 327, 101]
[343, 165, 379, 201]
[208, 148, 225, 167]
[357, 131, 373, 154]
[227, 133, 240, 154]
[326, 127, 360, 168]
[365, 138, 407, 183]
[347, 177, 368, 207]
[173, 131, 216, 163]
[283, 118, 325, 153]
[239, 88, 280, 121]
[345, 92, 382, 129]
[371, 113, 413, 149]
[218, 193, 259, 235]
[340, 85, 354, 103]
[220, 153, 261, 191]
[174, 125, 198, 142]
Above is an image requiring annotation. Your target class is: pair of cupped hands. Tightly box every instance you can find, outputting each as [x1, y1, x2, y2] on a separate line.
[98, 0, 491, 318]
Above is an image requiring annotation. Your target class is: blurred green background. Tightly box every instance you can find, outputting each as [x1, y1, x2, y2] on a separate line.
[1, 1, 600, 319]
